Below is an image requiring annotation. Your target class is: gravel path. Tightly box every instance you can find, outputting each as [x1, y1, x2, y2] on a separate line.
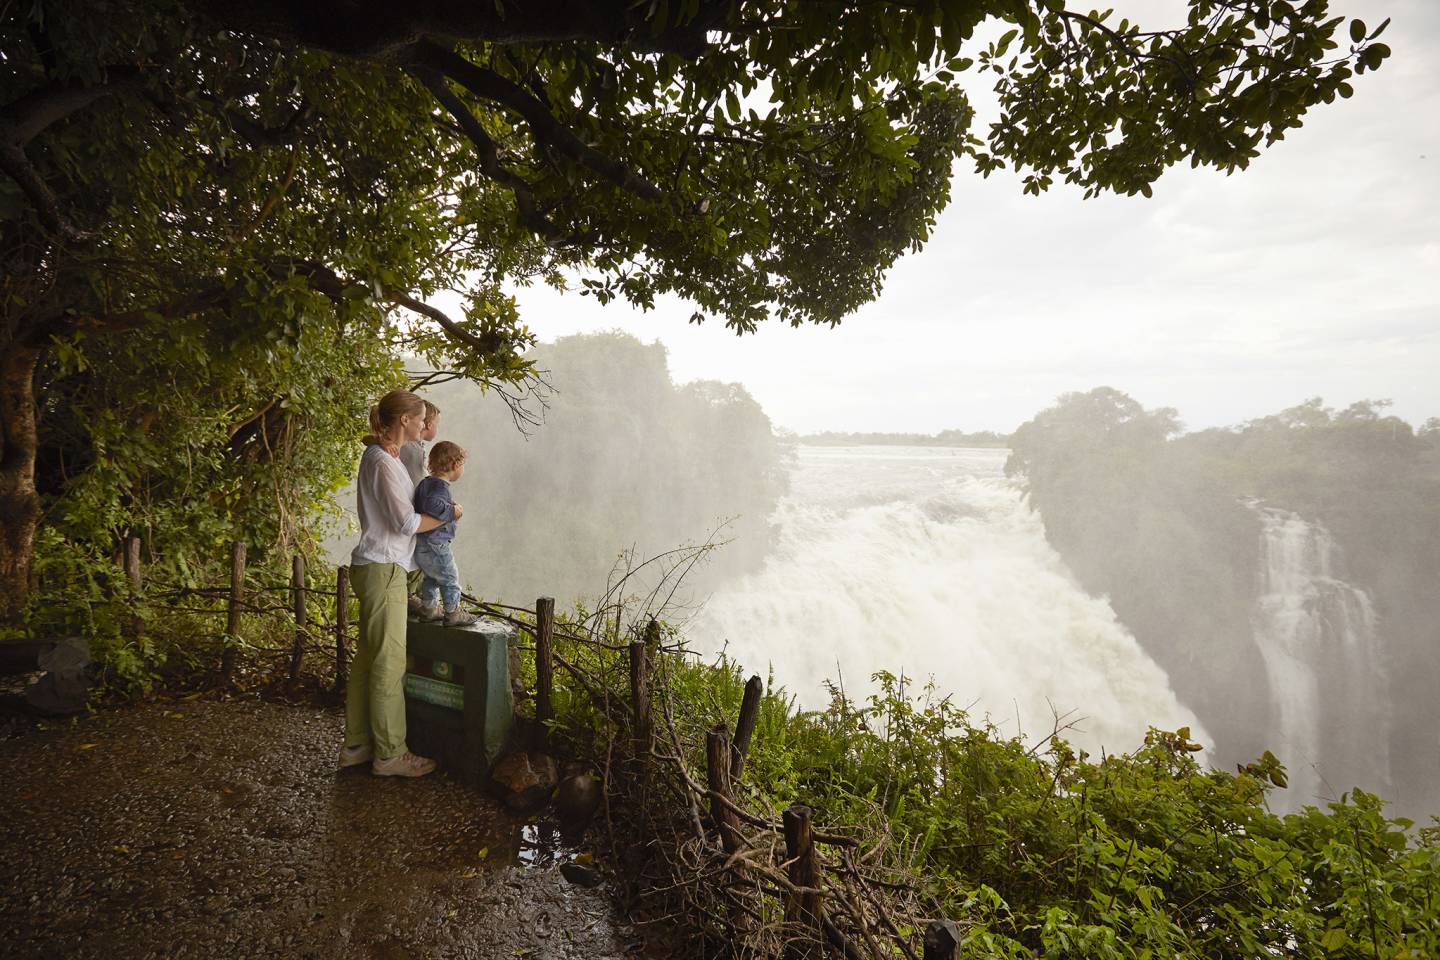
[0, 697, 630, 959]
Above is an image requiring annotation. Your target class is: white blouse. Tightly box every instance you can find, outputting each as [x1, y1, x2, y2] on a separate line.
[350, 443, 420, 570]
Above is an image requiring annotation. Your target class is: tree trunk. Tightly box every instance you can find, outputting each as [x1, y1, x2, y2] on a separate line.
[0, 343, 41, 624]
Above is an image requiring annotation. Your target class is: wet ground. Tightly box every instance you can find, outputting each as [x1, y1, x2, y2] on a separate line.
[0, 697, 630, 959]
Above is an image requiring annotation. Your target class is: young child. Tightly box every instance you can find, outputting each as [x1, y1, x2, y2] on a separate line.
[412, 440, 477, 627]
[404, 400, 441, 615]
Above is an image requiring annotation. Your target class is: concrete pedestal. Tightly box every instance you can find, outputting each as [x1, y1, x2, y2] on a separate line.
[403, 616, 514, 784]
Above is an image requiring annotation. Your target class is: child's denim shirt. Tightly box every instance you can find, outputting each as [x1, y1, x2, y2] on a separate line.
[413, 476, 457, 543]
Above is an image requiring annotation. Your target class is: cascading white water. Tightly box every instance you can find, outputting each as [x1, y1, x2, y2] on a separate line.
[1250, 504, 1390, 808]
[687, 446, 1207, 755]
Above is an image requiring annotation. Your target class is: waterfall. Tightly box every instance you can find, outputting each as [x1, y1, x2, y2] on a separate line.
[1250, 504, 1391, 809]
[687, 446, 1207, 756]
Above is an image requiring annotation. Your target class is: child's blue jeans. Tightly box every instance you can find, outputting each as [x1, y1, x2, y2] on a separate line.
[414, 538, 462, 611]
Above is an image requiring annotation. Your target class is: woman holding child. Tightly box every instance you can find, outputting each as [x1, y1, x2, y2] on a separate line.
[337, 389, 447, 778]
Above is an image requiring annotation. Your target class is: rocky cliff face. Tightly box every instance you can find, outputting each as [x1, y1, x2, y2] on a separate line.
[1030, 482, 1437, 817]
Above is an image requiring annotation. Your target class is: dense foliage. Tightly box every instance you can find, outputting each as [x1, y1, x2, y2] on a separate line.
[24, 306, 401, 685]
[550, 632, 1440, 959]
[1006, 388, 1440, 817]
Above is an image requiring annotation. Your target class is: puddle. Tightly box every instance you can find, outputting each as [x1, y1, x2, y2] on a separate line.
[518, 818, 582, 867]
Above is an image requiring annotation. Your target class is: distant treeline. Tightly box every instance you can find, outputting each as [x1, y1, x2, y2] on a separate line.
[425, 332, 788, 605]
[798, 429, 1010, 447]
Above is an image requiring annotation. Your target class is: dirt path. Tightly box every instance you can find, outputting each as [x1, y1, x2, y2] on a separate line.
[0, 697, 630, 959]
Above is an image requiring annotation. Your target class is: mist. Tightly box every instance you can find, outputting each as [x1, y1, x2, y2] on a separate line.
[333, 332, 789, 609]
[327, 335, 1437, 818]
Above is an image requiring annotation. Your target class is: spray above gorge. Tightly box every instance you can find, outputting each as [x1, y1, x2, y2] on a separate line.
[389, 336, 1440, 819]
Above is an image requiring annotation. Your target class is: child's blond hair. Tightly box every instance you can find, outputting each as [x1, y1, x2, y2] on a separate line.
[428, 440, 467, 475]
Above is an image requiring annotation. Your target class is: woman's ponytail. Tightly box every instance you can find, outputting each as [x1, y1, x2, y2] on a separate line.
[362, 390, 425, 447]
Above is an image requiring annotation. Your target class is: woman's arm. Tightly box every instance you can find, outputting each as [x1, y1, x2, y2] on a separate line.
[416, 487, 454, 523]
[417, 514, 445, 533]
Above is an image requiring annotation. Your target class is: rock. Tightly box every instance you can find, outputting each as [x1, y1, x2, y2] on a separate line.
[555, 772, 601, 832]
[559, 862, 602, 888]
[19, 637, 91, 716]
[490, 751, 558, 814]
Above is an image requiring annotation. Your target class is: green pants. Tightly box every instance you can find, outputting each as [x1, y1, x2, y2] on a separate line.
[346, 562, 410, 760]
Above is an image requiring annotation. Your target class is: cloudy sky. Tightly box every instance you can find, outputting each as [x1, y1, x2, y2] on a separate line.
[512, 0, 1439, 435]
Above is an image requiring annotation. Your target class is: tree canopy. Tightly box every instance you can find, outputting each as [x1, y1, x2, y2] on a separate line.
[0, 0, 1391, 620]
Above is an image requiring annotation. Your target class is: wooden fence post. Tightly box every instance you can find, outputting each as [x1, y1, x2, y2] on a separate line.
[731, 674, 763, 780]
[630, 635, 652, 762]
[535, 596, 555, 731]
[334, 565, 350, 692]
[221, 541, 245, 684]
[923, 920, 961, 960]
[123, 535, 143, 641]
[705, 723, 742, 853]
[783, 803, 821, 956]
[287, 554, 306, 682]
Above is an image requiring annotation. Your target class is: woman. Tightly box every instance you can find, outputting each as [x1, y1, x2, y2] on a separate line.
[339, 389, 446, 777]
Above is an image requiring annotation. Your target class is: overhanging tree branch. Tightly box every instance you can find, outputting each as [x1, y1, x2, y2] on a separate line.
[1, 66, 142, 147]
[1, 66, 144, 241]
[35, 258, 504, 362]
[221, 98, 314, 147]
[1052, 7, 1194, 78]
[407, 65, 566, 242]
[29, 281, 230, 343]
[386, 288, 503, 356]
[413, 41, 666, 204]
[286, 258, 505, 357]
[0, 137, 85, 240]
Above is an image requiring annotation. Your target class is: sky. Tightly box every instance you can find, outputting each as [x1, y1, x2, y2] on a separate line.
[509, 0, 1440, 436]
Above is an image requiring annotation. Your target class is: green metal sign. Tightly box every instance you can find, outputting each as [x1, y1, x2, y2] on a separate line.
[403, 616, 514, 783]
[404, 673, 464, 710]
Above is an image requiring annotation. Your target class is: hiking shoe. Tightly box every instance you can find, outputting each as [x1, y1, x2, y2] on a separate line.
[338, 743, 372, 768]
[418, 602, 444, 622]
[407, 595, 425, 616]
[372, 752, 437, 778]
[443, 608, 479, 627]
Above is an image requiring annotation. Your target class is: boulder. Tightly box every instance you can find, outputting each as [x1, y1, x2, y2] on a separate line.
[559, 861, 602, 888]
[555, 771, 602, 832]
[19, 638, 91, 716]
[490, 751, 558, 814]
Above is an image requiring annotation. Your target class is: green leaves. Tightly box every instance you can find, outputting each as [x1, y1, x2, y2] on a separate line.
[994, 29, 1019, 59]
[986, 0, 1386, 200]
[553, 637, 1440, 960]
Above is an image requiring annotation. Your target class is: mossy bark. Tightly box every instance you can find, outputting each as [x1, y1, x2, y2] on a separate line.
[0, 343, 40, 624]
